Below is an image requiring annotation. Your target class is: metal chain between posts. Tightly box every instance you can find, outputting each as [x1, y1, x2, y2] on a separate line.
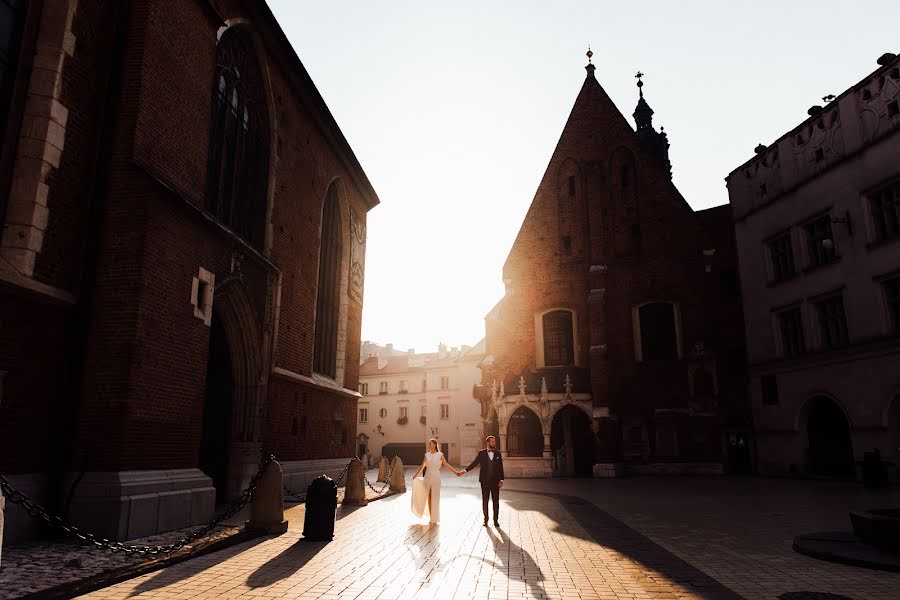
[363, 454, 397, 495]
[0, 455, 274, 556]
[282, 457, 355, 503]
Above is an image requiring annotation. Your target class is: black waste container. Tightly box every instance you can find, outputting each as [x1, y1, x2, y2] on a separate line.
[302, 474, 338, 541]
[862, 451, 889, 488]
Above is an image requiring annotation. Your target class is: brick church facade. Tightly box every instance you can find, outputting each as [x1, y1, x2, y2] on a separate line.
[478, 56, 750, 478]
[0, 0, 377, 542]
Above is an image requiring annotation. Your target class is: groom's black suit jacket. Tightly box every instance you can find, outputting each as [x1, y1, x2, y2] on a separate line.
[465, 449, 504, 485]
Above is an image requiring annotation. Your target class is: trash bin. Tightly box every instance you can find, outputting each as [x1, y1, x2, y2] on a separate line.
[862, 450, 889, 488]
[302, 474, 338, 541]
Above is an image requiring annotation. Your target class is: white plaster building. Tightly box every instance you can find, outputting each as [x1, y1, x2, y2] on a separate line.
[357, 342, 485, 466]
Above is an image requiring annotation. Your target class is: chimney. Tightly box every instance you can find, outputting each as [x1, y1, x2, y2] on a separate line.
[386, 343, 394, 352]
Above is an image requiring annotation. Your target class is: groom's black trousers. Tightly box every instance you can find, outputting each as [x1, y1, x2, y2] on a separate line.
[481, 482, 499, 521]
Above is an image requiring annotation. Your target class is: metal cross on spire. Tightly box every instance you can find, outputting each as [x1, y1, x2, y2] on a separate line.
[586, 45, 593, 64]
[635, 71, 645, 97]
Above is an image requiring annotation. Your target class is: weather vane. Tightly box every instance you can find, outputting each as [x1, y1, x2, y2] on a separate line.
[586, 45, 593, 64]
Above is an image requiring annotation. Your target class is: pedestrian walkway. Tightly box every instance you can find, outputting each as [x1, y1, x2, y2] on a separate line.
[75, 471, 900, 600]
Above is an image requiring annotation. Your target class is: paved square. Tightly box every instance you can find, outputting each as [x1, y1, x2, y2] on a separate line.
[75, 473, 900, 599]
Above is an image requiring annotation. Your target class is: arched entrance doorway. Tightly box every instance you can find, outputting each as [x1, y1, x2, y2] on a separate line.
[507, 406, 543, 457]
[551, 405, 593, 477]
[806, 396, 854, 477]
[200, 311, 234, 501]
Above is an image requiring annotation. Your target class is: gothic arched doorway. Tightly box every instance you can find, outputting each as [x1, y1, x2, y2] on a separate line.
[200, 311, 234, 501]
[507, 406, 543, 457]
[551, 405, 593, 477]
[806, 396, 854, 477]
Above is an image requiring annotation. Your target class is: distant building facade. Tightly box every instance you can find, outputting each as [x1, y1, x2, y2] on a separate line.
[1, 0, 376, 543]
[727, 52, 900, 478]
[358, 342, 485, 466]
[360, 340, 410, 364]
[479, 57, 750, 478]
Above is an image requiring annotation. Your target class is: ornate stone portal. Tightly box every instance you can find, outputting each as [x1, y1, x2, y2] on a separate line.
[484, 375, 593, 478]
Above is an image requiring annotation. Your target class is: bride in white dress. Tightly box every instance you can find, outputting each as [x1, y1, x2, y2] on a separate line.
[411, 438, 462, 524]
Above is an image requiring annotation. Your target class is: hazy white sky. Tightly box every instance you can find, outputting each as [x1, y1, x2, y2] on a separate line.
[269, 1, 899, 354]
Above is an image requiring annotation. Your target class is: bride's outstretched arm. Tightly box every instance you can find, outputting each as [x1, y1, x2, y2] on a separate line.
[440, 454, 462, 476]
[413, 457, 426, 479]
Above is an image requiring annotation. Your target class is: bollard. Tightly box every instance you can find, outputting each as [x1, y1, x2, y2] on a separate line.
[247, 459, 288, 534]
[376, 457, 387, 482]
[302, 475, 337, 541]
[389, 456, 406, 493]
[342, 460, 368, 506]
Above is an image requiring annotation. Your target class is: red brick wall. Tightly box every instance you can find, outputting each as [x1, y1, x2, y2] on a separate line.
[2, 0, 372, 475]
[489, 73, 747, 463]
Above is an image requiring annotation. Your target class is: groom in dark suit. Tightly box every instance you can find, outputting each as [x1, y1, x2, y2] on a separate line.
[460, 435, 504, 526]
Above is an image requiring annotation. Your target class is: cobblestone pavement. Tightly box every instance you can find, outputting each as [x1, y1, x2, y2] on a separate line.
[1, 470, 391, 599]
[74, 470, 900, 600]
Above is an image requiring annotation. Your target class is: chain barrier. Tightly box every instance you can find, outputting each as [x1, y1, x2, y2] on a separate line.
[363, 454, 397, 495]
[282, 457, 355, 503]
[0, 455, 274, 556]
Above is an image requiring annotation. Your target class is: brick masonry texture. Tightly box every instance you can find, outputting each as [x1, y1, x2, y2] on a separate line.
[485, 67, 749, 466]
[1, 0, 374, 486]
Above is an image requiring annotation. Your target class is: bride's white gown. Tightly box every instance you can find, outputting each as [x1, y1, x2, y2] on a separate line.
[411, 451, 443, 523]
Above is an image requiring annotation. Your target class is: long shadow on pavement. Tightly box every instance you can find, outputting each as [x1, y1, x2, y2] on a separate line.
[513, 490, 746, 600]
[479, 526, 546, 600]
[246, 539, 328, 588]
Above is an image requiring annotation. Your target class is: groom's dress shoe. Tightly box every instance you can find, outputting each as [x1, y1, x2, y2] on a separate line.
[482, 520, 488, 527]
[493, 521, 500, 527]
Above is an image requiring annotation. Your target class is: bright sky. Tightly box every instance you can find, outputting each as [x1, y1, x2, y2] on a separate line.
[269, 1, 899, 354]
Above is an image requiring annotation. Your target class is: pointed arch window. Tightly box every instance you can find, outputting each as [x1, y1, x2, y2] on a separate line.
[314, 184, 342, 377]
[636, 302, 680, 361]
[206, 26, 269, 250]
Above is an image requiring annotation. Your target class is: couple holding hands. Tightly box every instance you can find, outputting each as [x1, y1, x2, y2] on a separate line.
[411, 435, 505, 526]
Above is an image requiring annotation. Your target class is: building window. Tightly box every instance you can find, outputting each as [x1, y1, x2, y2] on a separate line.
[777, 307, 805, 358]
[804, 215, 836, 268]
[542, 310, 574, 367]
[313, 184, 342, 378]
[421, 405, 427, 417]
[768, 232, 796, 282]
[638, 303, 678, 361]
[399, 380, 408, 393]
[870, 182, 900, 242]
[568, 176, 576, 196]
[815, 294, 849, 349]
[398, 406, 408, 424]
[379, 382, 388, 394]
[359, 408, 368, 423]
[440, 376, 449, 390]
[441, 404, 449, 420]
[359, 383, 368, 396]
[206, 26, 269, 250]
[761, 375, 779, 405]
[884, 276, 900, 334]
[378, 408, 387, 418]
[0, 0, 27, 222]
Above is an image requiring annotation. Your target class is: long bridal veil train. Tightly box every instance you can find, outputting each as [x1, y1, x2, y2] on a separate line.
[410, 475, 428, 519]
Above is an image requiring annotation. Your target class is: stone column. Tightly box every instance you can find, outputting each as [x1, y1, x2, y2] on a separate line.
[388, 457, 406, 493]
[342, 460, 367, 506]
[246, 460, 288, 534]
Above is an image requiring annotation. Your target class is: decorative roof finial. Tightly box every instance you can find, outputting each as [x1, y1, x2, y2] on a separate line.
[586, 45, 593, 64]
[635, 71, 645, 98]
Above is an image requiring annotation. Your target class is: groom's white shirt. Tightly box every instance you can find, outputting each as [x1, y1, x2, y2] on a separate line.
[487, 450, 494, 461]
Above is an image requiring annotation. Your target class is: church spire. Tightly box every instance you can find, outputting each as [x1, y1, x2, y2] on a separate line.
[633, 71, 654, 131]
[631, 72, 672, 179]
